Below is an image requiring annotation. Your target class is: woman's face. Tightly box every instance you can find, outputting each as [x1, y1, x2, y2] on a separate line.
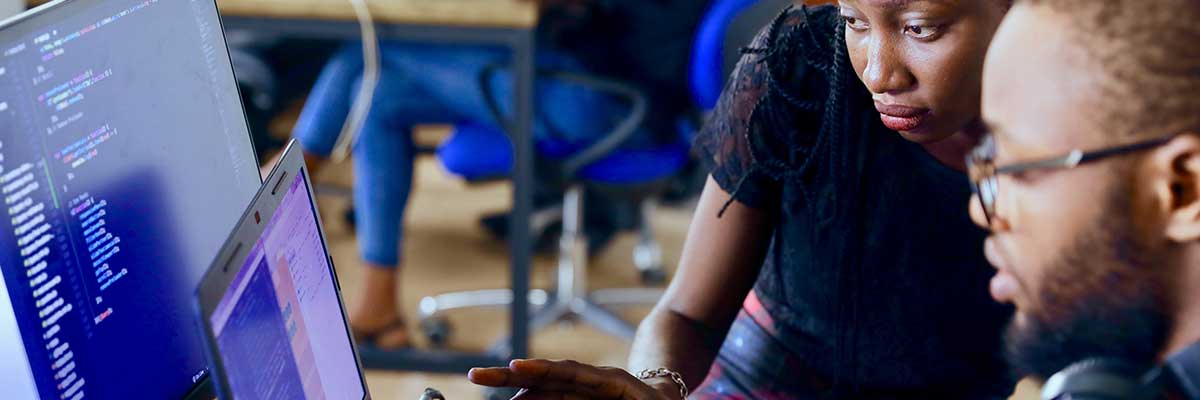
[840, 0, 1007, 143]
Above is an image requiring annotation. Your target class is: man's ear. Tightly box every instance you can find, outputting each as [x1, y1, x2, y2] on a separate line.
[1152, 133, 1200, 242]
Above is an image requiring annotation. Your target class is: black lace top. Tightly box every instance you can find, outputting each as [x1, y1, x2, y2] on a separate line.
[695, 5, 1016, 395]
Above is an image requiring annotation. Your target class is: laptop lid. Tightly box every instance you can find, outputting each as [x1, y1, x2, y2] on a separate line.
[196, 141, 370, 400]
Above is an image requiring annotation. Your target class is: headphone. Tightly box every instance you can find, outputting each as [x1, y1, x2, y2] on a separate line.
[1041, 358, 1168, 400]
[1042, 340, 1200, 400]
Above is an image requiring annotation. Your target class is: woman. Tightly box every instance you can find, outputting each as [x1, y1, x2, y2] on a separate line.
[470, 0, 1015, 398]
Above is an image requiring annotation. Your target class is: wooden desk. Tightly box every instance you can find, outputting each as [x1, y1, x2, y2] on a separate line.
[28, 0, 539, 27]
[215, 0, 538, 28]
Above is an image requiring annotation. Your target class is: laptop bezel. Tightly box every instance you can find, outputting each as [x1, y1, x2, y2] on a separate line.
[195, 140, 372, 400]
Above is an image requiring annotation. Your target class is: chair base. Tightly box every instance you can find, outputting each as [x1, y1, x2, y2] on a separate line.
[417, 287, 664, 351]
[417, 186, 666, 350]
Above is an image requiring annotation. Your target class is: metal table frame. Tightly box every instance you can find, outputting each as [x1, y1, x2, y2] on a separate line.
[219, 16, 534, 373]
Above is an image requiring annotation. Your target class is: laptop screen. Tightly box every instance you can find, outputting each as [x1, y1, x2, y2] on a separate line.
[209, 172, 364, 400]
[0, 0, 260, 398]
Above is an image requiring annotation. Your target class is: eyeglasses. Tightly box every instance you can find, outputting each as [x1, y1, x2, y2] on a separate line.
[966, 134, 1177, 226]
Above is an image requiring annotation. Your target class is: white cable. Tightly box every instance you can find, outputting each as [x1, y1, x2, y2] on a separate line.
[331, 0, 381, 163]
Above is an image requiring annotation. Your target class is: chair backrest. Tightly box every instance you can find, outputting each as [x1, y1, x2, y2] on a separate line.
[688, 0, 812, 111]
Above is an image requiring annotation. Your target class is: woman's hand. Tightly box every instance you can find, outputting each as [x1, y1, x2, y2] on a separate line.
[468, 359, 677, 400]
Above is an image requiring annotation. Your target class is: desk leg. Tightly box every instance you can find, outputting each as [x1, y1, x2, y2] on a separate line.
[507, 29, 535, 361]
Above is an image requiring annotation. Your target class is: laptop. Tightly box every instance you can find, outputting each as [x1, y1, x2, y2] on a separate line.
[195, 141, 371, 400]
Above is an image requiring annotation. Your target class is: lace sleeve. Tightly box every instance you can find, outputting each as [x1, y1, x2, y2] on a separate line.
[694, 6, 835, 214]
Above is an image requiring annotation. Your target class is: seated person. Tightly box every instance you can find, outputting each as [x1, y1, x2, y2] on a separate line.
[471, 1, 1017, 398]
[285, 0, 710, 349]
[969, 0, 1200, 396]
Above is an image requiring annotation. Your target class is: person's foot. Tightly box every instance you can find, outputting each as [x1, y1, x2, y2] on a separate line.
[350, 264, 412, 350]
[350, 313, 411, 350]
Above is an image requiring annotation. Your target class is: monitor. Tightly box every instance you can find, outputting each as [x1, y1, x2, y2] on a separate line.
[0, 0, 260, 398]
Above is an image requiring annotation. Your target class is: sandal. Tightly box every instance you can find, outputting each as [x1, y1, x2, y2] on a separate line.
[352, 317, 413, 350]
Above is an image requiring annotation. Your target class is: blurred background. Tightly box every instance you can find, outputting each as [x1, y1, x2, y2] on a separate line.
[5, 0, 1037, 398]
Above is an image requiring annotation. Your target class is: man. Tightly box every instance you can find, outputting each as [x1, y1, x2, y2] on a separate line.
[970, 0, 1200, 396]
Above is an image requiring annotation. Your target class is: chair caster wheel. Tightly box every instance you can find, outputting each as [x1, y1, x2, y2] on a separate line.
[484, 386, 521, 400]
[420, 317, 452, 348]
[639, 268, 668, 286]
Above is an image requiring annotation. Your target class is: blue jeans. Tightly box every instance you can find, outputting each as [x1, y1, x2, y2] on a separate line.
[293, 42, 643, 266]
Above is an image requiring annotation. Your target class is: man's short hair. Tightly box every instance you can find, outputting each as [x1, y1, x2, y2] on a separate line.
[1018, 0, 1200, 139]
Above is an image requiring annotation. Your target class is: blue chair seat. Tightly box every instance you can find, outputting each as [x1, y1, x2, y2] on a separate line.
[438, 122, 689, 185]
[436, 122, 514, 180]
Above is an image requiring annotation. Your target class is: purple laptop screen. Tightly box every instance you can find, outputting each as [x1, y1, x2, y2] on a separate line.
[209, 173, 363, 400]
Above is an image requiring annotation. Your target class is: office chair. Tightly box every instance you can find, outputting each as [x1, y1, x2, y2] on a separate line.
[418, 0, 792, 347]
[421, 69, 680, 345]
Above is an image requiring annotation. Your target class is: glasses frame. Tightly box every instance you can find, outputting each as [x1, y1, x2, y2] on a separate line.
[968, 134, 1177, 226]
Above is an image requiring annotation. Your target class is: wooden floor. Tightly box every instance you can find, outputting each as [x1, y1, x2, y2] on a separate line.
[310, 156, 1040, 399]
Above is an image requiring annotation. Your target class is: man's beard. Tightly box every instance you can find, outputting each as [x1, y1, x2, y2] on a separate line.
[1004, 185, 1171, 380]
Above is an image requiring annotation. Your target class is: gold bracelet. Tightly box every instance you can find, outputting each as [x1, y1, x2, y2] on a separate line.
[637, 368, 688, 399]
